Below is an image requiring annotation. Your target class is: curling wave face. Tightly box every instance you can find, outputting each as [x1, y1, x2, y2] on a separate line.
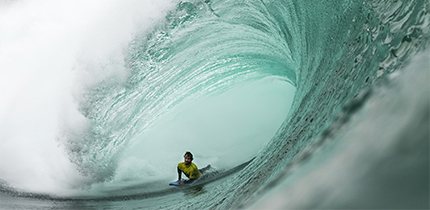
[0, 0, 429, 209]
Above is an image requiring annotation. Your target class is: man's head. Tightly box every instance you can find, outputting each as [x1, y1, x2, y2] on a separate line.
[184, 151, 193, 166]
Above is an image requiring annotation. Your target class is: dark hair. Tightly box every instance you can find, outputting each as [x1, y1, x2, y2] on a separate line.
[184, 151, 193, 161]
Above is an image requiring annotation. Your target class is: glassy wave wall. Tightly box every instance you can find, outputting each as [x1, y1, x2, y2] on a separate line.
[0, 0, 429, 209]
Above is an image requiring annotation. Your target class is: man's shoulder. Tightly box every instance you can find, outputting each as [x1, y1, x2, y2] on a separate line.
[178, 162, 185, 168]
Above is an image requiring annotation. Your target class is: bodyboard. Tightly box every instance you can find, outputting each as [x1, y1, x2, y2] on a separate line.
[169, 180, 188, 186]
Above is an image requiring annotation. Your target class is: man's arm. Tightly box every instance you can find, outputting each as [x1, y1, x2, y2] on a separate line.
[177, 166, 182, 181]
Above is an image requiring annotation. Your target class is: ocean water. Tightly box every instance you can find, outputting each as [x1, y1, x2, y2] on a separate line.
[0, 0, 429, 209]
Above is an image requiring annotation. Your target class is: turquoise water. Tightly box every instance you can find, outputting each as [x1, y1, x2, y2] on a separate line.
[0, 0, 429, 209]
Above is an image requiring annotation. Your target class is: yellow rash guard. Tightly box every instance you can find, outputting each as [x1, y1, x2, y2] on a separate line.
[177, 162, 202, 179]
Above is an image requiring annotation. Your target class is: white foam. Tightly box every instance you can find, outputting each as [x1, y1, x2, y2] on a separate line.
[0, 0, 175, 195]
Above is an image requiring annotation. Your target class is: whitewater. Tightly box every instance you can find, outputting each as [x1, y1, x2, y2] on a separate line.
[0, 0, 429, 209]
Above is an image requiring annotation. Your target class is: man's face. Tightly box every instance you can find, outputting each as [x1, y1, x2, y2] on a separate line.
[184, 155, 192, 165]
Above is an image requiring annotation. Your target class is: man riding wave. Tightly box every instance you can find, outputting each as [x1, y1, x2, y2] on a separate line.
[177, 151, 210, 186]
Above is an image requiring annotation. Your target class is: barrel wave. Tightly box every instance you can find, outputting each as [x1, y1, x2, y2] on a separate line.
[0, 0, 429, 209]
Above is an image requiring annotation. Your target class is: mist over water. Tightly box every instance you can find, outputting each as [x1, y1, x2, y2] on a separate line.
[1, 0, 429, 209]
[0, 0, 177, 194]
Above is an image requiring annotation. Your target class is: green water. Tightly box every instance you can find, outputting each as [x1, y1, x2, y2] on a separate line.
[1, 0, 429, 209]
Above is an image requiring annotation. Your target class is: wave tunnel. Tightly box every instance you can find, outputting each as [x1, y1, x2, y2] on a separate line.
[0, 0, 429, 209]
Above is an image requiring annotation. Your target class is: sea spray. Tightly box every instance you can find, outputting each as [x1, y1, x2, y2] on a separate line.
[0, 0, 176, 194]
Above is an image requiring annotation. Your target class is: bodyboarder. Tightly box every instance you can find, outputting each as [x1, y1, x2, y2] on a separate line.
[177, 151, 210, 186]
